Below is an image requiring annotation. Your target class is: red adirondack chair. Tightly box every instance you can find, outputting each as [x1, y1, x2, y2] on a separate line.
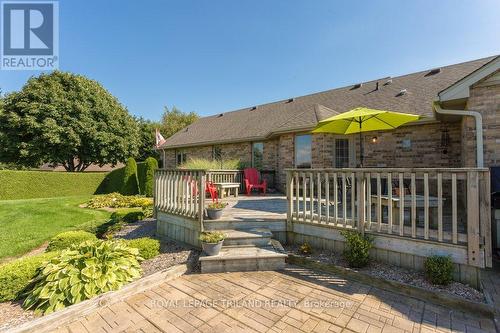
[189, 177, 218, 202]
[243, 168, 267, 195]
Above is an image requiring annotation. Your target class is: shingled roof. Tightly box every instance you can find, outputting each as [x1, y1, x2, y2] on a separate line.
[161, 56, 497, 149]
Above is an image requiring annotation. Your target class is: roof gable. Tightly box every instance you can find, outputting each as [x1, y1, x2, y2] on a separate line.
[438, 56, 500, 102]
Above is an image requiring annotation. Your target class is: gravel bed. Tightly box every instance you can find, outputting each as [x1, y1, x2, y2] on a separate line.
[0, 301, 34, 331]
[113, 219, 201, 275]
[285, 245, 485, 304]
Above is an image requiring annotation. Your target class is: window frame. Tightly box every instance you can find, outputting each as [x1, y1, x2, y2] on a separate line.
[252, 142, 264, 169]
[294, 134, 312, 169]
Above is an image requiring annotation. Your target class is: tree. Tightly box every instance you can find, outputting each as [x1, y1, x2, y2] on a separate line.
[160, 106, 198, 139]
[0, 71, 139, 171]
[122, 157, 139, 195]
[135, 117, 161, 161]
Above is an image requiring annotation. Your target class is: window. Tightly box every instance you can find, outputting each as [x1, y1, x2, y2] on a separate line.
[335, 139, 349, 168]
[295, 135, 312, 168]
[176, 150, 187, 166]
[252, 142, 263, 169]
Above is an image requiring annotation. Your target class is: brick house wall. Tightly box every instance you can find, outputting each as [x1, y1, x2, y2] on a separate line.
[464, 74, 500, 167]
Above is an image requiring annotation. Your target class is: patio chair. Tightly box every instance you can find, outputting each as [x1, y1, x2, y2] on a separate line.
[243, 168, 267, 195]
[188, 177, 218, 202]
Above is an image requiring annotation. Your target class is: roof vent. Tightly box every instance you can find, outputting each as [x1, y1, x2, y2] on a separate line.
[352, 83, 363, 89]
[217, 113, 224, 117]
[286, 98, 295, 103]
[425, 68, 441, 76]
[375, 82, 379, 91]
[384, 78, 392, 85]
[250, 106, 258, 111]
[397, 89, 407, 96]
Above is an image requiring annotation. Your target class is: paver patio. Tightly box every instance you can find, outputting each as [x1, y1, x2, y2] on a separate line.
[52, 266, 495, 333]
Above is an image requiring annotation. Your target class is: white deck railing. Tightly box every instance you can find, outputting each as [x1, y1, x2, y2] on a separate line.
[285, 168, 492, 268]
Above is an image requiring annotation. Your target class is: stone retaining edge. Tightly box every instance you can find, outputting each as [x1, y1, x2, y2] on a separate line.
[6, 264, 188, 333]
[287, 255, 494, 318]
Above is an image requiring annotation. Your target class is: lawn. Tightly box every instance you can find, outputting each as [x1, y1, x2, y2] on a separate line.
[0, 196, 112, 260]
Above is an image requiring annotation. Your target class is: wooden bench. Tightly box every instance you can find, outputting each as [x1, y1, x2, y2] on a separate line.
[371, 194, 444, 225]
[214, 182, 240, 198]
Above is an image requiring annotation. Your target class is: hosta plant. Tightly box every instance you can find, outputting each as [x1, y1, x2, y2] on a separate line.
[23, 240, 142, 315]
[86, 193, 152, 209]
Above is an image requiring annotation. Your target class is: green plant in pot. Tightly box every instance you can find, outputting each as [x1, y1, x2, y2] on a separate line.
[199, 231, 226, 256]
[206, 201, 227, 220]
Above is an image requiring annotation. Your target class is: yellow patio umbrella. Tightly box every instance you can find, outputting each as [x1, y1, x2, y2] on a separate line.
[312, 107, 422, 166]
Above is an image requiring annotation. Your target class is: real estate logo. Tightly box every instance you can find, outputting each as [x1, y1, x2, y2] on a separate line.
[1, 1, 58, 70]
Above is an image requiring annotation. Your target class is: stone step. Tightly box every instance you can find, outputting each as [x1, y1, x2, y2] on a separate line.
[221, 228, 272, 246]
[204, 219, 285, 233]
[199, 241, 287, 273]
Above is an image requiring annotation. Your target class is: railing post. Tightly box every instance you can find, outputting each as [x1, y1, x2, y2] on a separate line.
[286, 171, 293, 239]
[479, 170, 492, 268]
[467, 171, 481, 267]
[153, 170, 159, 219]
[198, 172, 206, 232]
[356, 171, 366, 235]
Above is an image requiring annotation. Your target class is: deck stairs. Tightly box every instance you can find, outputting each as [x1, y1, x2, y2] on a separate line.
[199, 226, 287, 273]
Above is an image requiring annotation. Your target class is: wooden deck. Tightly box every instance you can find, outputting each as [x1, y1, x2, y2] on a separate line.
[211, 194, 287, 222]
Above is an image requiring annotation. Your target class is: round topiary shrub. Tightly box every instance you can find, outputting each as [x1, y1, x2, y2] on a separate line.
[424, 255, 454, 285]
[144, 157, 158, 197]
[46, 230, 97, 252]
[126, 237, 160, 259]
[24, 239, 142, 314]
[122, 157, 139, 195]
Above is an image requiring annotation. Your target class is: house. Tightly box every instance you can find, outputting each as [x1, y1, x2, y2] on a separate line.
[154, 55, 499, 283]
[158, 55, 500, 192]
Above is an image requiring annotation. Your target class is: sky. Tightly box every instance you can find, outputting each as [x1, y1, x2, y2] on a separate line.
[0, 0, 499, 121]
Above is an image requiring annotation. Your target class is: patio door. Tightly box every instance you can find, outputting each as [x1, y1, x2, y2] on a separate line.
[333, 137, 355, 168]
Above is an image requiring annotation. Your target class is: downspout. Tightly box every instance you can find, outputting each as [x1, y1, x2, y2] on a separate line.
[433, 101, 484, 167]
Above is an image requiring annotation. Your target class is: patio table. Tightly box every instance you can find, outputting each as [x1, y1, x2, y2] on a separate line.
[214, 182, 240, 198]
[370, 194, 444, 224]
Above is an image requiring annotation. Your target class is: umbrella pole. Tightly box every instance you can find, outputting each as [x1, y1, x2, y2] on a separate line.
[359, 118, 364, 167]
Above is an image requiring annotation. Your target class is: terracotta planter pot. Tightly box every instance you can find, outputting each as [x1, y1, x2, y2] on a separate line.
[201, 240, 224, 256]
[206, 208, 224, 220]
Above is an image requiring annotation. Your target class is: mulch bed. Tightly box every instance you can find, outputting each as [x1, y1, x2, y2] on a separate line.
[284, 245, 485, 304]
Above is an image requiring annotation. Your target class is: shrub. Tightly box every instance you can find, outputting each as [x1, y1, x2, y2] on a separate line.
[340, 230, 373, 268]
[199, 231, 226, 243]
[122, 157, 139, 195]
[95, 219, 125, 238]
[86, 193, 153, 209]
[298, 242, 312, 255]
[143, 157, 158, 197]
[179, 158, 241, 170]
[126, 238, 160, 259]
[142, 205, 154, 218]
[0, 252, 59, 302]
[46, 231, 97, 252]
[23, 240, 142, 314]
[111, 210, 144, 223]
[424, 255, 454, 285]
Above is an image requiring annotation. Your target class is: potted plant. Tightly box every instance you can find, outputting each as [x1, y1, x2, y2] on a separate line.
[199, 231, 226, 256]
[206, 201, 227, 220]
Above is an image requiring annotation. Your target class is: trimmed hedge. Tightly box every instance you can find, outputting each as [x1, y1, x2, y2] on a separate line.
[122, 158, 139, 195]
[143, 157, 158, 197]
[0, 251, 59, 302]
[46, 230, 97, 252]
[0, 162, 150, 200]
[0, 170, 108, 200]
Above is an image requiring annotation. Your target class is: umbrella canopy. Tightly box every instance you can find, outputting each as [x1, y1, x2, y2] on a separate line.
[312, 107, 422, 166]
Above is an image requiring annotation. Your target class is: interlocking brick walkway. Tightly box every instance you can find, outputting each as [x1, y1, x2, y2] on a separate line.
[54, 266, 496, 333]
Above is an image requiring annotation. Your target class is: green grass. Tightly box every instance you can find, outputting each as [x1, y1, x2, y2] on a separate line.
[0, 196, 112, 260]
